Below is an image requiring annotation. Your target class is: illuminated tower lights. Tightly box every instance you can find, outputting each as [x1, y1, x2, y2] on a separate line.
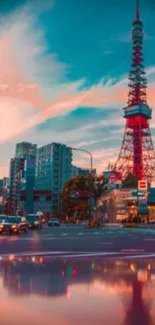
[110, 0, 155, 183]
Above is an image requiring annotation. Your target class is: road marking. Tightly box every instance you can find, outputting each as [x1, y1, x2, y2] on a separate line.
[77, 232, 85, 236]
[0, 251, 73, 257]
[6, 235, 107, 241]
[41, 234, 54, 237]
[100, 242, 113, 245]
[58, 252, 122, 258]
[93, 232, 99, 235]
[2, 250, 155, 260]
[106, 231, 114, 235]
[61, 233, 68, 236]
[0, 251, 122, 259]
[121, 249, 145, 252]
[8, 237, 37, 241]
[144, 238, 155, 241]
[123, 253, 155, 259]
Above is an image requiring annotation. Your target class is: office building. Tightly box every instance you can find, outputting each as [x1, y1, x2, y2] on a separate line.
[71, 165, 96, 177]
[0, 179, 3, 196]
[0, 177, 9, 206]
[35, 143, 72, 214]
[16, 142, 37, 214]
[16, 142, 37, 159]
[9, 142, 37, 214]
[2, 177, 9, 187]
[9, 158, 25, 214]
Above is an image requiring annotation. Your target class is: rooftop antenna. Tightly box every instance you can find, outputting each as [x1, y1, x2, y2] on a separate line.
[136, 0, 140, 20]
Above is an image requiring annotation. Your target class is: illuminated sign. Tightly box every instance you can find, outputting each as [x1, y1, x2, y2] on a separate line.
[137, 191, 145, 197]
[138, 180, 148, 191]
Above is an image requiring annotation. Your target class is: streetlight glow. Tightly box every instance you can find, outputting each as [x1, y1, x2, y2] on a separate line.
[70, 146, 94, 220]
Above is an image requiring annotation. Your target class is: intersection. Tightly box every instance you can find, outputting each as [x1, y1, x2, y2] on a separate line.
[1, 225, 155, 257]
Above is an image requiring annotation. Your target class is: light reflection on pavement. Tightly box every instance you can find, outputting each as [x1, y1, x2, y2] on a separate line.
[0, 255, 155, 325]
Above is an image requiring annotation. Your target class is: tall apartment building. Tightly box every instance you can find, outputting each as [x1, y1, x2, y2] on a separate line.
[0, 179, 3, 196]
[35, 143, 72, 213]
[9, 158, 25, 214]
[2, 177, 9, 187]
[0, 177, 9, 205]
[71, 165, 96, 177]
[9, 142, 37, 214]
[16, 142, 37, 159]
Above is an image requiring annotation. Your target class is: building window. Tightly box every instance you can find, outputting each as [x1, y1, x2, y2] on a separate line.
[46, 196, 51, 201]
[33, 196, 40, 201]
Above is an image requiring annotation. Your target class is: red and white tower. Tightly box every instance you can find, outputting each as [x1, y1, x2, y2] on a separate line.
[111, 0, 155, 182]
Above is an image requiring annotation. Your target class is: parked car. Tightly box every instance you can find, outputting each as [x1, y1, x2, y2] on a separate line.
[0, 215, 7, 223]
[26, 214, 43, 229]
[0, 216, 28, 234]
[123, 216, 142, 228]
[48, 218, 60, 227]
[149, 220, 155, 225]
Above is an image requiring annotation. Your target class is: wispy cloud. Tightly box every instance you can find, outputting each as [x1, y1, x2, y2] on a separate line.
[118, 32, 155, 43]
[0, 3, 155, 177]
[0, 4, 155, 144]
[73, 147, 119, 172]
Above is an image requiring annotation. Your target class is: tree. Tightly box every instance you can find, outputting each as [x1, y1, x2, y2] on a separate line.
[61, 174, 108, 219]
[122, 173, 138, 188]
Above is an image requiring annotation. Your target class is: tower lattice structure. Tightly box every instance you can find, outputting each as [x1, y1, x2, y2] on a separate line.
[110, 0, 155, 183]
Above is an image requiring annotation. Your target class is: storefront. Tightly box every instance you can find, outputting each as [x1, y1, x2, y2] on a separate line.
[148, 189, 155, 221]
[97, 188, 138, 222]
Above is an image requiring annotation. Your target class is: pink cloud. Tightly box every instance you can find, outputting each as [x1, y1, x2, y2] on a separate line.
[0, 32, 154, 144]
[0, 7, 155, 178]
[73, 148, 120, 174]
[0, 38, 46, 109]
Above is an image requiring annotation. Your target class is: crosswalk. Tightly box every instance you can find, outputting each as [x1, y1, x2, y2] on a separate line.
[0, 227, 155, 242]
[6, 231, 103, 241]
[1, 250, 155, 260]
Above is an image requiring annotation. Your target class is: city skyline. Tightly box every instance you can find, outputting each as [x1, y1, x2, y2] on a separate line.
[0, 0, 155, 178]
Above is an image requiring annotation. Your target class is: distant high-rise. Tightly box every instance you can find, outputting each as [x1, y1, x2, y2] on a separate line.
[71, 165, 96, 177]
[15, 142, 37, 159]
[9, 142, 37, 214]
[2, 177, 9, 187]
[0, 179, 3, 196]
[35, 143, 72, 213]
[9, 158, 25, 214]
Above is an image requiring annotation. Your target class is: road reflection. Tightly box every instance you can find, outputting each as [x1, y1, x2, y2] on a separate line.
[0, 255, 155, 325]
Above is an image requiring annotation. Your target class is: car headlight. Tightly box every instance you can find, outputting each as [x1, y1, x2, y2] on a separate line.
[0, 225, 4, 229]
[34, 221, 39, 225]
[11, 225, 17, 229]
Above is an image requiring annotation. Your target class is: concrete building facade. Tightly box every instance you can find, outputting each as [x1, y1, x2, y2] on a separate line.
[35, 143, 72, 214]
[9, 142, 37, 215]
[71, 166, 96, 177]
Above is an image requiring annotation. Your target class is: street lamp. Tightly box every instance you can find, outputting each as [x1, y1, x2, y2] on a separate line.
[71, 148, 93, 173]
[71, 147, 93, 220]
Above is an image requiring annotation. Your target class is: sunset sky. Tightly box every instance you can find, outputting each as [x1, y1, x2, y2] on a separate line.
[0, 0, 155, 177]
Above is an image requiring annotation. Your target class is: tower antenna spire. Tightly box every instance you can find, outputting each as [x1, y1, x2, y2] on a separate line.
[136, 0, 140, 20]
[109, 0, 155, 183]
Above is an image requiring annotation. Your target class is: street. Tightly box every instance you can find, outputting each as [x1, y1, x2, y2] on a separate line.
[1, 224, 155, 257]
[1, 225, 155, 325]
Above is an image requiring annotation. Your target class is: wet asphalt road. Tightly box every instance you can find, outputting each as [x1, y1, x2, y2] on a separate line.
[1, 225, 155, 325]
[0, 224, 155, 256]
[1, 253, 155, 325]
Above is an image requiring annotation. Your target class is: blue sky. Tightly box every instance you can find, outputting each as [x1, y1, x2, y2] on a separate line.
[0, 0, 155, 177]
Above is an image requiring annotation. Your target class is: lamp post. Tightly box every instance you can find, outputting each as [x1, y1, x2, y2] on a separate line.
[71, 147, 93, 220]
